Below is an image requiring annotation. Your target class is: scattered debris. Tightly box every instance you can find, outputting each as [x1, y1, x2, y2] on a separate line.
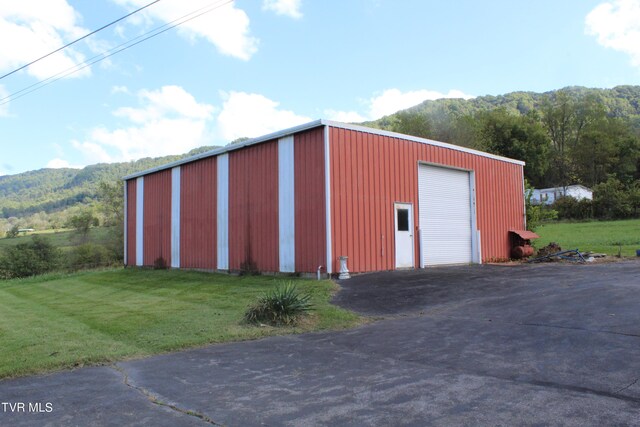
[535, 242, 562, 258]
[528, 248, 587, 263]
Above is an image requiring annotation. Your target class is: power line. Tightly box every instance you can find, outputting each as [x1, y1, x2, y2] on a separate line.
[0, 0, 234, 106]
[0, 0, 162, 81]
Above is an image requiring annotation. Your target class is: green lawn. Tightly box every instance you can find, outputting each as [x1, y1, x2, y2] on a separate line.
[535, 218, 640, 257]
[0, 268, 361, 379]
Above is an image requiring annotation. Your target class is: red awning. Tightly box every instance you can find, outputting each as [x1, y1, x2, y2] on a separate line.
[509, 229, 539, 240]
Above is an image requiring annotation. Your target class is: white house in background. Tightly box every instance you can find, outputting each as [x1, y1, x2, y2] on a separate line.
[531, 185, 593, 205]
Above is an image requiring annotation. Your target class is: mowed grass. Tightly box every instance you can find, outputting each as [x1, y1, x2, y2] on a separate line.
[535, 218, 640, 257]
[0, 268, 361, 379]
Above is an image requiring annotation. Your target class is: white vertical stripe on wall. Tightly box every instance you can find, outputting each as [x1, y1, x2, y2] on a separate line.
[136, 176, 144, 266]
[123, 181, 128, 265]
[324, 126, 333, 274]
[217, 154, 229, 270]
[171, 167, 181, 268]
[278, 135, 295, 272]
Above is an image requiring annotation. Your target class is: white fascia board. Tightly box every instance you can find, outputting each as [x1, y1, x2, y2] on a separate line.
[122, 118, 524, 181]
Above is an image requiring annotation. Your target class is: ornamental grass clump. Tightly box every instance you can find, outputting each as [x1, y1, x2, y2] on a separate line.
[244, 282, 313, 326]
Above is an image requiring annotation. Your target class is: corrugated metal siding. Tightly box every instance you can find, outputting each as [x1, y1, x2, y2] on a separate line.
[180, 157, 217, 269]
[126, 179, 137, 266]
[329, 127, 524, 273]
[294, 128, 326, 273]
[143, 169, 172, 267]
[229, 141, 279, 272]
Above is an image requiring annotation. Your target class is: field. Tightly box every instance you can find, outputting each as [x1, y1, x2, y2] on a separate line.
[0, 269, 361, 379]
[0, 227, 112, 252]
[535, 218, 640, 257]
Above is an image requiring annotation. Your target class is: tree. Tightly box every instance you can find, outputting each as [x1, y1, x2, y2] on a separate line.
[391, 111, 433, 139]
[66, 210, 99, 244]
[5, 224, 20, 238]
[0, 235, 60, 278]
[97, 181, 124, 261]
[475, 109, 551, 187]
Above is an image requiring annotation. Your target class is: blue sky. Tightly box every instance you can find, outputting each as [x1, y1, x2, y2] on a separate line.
[1, 0, 640, 176]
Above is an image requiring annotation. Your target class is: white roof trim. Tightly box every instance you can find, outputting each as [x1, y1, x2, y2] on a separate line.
[123, 119, 524, 180]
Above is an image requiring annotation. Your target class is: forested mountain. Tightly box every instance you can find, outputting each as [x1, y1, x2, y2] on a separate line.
[366, 85, 640, 190]
[3, 85, 640, 232]
[0, 146, 218, 230]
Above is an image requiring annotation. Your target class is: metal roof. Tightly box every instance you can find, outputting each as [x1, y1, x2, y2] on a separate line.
[123, 119, 525, 180]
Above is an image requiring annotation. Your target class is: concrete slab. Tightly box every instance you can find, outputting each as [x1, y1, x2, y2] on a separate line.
[1, 262, 640, 426]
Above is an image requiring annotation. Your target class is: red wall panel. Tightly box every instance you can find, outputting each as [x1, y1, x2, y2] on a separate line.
[329, 127, 525, 273]
[229, 141, 279, 272]
[126, 179, 136, 266]
[180, 157, 217, 269]
[143, 170, 172, 267]
[294, 128, 326, 273]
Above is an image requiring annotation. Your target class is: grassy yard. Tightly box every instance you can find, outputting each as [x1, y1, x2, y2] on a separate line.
[0, 268, 361, 379]
[535, 218, 640, 257]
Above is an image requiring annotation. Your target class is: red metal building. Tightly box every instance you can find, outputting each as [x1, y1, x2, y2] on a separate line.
[123, 120, 525, 275]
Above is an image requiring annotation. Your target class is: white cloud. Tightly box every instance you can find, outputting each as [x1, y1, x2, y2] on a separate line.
[217, 91, 311, 141]
[111, 85, 130, 95]
[72, 85, 215, 164]
[262, 0, 303, 19]
[368, 88, 474, 119]
[586, 0, 640, 67]
[114, 0, 258, 60]
[324, 109, 367, 123]
[0, 1, 90, 80]
[46, 158, 81, 169]
[325, 88, 474, 123]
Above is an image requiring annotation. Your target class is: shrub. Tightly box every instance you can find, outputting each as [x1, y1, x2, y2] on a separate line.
[244, 282, 313, 326]
[5, 225, 20, 238]
[525, 182, 557, 230]
[67, 243, 112, 270]
[0, 235, 61, 278]
[553, 196, 593, 220]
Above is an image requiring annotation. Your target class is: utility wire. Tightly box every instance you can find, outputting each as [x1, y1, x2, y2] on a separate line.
[0, 0, 234, 106]
[0, 0, 162, 81]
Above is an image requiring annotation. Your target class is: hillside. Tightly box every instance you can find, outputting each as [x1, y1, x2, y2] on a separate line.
[0, 146, 218, 229]
[367, 85, 640, 133]
[364, 85, 640, 191]
[2, 85, 640, 232]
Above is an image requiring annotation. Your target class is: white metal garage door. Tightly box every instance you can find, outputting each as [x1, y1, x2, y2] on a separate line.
[418, 164, 472, 266]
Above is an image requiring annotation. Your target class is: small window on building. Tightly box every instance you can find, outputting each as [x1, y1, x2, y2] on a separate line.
[397, 208, 409, 231]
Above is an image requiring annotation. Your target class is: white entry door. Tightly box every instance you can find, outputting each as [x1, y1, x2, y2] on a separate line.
[394, 203, 415, 268]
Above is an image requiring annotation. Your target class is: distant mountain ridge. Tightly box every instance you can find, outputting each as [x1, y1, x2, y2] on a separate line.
[3, 85, 640, 224]
[0, 146, 219, 219]
[366, 85, 640, 131]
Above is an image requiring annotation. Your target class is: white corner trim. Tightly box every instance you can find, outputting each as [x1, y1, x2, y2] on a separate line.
[123, 181, 128, 265]
[324, 125, 333, 274]
[135, 177, 144, 266]
[217, 154, 229, 270]
[278, 136, 295, 272]
[171, 167, 181, 268]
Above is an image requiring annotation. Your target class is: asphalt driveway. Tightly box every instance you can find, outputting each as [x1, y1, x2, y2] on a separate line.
[2, 262, 640, 426]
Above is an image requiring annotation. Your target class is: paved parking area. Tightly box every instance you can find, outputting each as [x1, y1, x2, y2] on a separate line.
[1, 262, 640, 426]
